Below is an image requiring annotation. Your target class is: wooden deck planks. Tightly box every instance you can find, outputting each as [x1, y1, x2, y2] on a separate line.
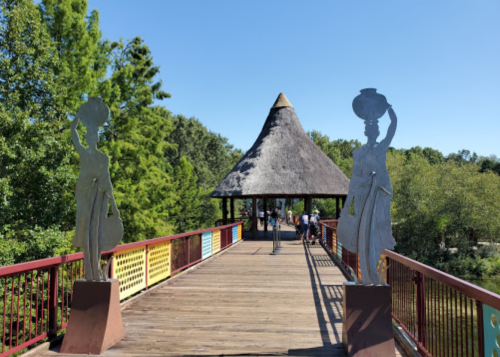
[46, 226, 406, 357]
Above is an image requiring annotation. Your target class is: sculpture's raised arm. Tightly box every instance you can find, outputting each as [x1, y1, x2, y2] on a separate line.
[71, 117, 85, 155]
[379, 106, 397, 151]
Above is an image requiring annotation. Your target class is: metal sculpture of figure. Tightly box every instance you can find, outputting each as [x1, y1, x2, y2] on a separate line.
[337, 88, 397, 285]
[71, 97, 124, 281]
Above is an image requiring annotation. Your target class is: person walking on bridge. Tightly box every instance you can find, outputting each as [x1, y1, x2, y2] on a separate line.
[309, 210, 321, 244]
[258, 209, 264, 227]
[299, 211, 309, 243]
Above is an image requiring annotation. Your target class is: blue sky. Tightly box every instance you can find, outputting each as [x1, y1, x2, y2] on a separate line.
[88, 1, 499, 157]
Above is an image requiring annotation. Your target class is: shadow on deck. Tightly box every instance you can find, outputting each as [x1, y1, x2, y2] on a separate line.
[46, 225, 405, 356]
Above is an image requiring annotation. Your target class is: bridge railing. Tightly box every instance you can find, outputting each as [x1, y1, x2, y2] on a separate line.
[0, 221, 244, 357]
[319, 221, 500, 357]
[319, 220, 362, 281]
[215, 217, 252, 231]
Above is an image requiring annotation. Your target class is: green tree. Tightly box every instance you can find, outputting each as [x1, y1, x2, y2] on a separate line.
[169, 157, 201, 233]
[308, 131, 361, 177]
[166, 114, 243, 190]
[479, 156, 500, 176]
[0, 0, 77, 264]
[97, 37, 174, 242]
[0, 0, 76, 230]
[447, 149, 478, 165]
[387, 150, 500, 277]
[40, 0, 108, 113]
[422, 147, 444, 165]
[165, 114, 243, 228]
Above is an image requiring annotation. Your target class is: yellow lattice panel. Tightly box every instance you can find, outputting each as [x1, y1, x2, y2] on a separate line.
[212, 230, 221, 254]
[113, 246, 147, 300]
[378, 254, 387, 284]
[147, 241, 171, 287]
[237, 224, 242, 240]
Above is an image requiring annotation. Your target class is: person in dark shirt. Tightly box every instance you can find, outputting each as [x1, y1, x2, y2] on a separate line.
[309, 210, 321, 244]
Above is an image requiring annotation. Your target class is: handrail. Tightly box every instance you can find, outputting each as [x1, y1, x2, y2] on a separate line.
[0, 221, 244, 357]
[318, 220, 499, 357]
[384, 249, 500, 312]
[0, 222, 241, 278]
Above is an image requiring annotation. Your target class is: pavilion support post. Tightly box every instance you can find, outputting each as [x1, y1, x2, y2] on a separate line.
[336, 197, 340, 219]
[230, 197, 235, 223]
[222, 198, 228, 225]
[252, 196, 257, 238]
[341, 196, 346, 208]
[305, 196, 312, 214]
[263, 197, 268, 232]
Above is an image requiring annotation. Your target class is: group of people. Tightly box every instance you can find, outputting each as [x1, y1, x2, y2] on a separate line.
[298, 210, 320, 244]
[257, 208, 282, 227]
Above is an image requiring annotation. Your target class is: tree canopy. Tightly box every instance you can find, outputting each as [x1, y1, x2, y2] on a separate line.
[309, 130, 500, 278]
[0, 0, 241, 263]
[2, 0, 500, 283]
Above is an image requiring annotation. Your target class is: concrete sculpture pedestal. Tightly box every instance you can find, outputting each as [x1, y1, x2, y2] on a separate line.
[342, 282, 395, 357]
[60, 279, 125, 355]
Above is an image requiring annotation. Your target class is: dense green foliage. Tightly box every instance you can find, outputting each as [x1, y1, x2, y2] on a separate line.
[0, 0, 242, 263]
[2, 0, 500, 285]
[310, 131, 500, 279]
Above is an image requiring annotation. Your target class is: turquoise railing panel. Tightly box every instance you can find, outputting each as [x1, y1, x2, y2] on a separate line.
[232, 226, 237, 244]
[202, 231, 212, 260]
[337, 241, 342, 260]
[483, 303, 500, 357]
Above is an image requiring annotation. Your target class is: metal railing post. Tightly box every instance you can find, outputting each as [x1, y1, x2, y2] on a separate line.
[415, 272, 426, 351]
[109, 253, 114, 279]
[48, 266, 58, 337]
[477, 300, 484, 357]
[145, 245, 149, 290]
[278, 222, 281, 248]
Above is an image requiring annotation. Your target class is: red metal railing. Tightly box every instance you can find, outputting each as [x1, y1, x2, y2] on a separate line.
[0, 222, 243, 357]
[318, 221, 500, 357]
[215, 218, 252, 231]
[319, 221, 361, 280]
[385, 250, 497, 357]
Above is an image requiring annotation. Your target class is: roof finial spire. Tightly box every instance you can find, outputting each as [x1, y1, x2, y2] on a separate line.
[271, 92, 293, 109]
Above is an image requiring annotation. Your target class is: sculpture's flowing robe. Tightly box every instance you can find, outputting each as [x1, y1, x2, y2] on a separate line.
[73, 152, 112, 250]
[338, 145, 395, 255]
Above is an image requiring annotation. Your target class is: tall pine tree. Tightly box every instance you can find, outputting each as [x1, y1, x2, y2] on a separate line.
[99, 37, 175, 242]
[0, 0, 75, 230]
[169, 157, 201, 233]
[40, 0, 108, 113]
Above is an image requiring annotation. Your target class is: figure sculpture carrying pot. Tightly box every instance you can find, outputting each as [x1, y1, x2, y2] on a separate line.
[71, 97, 123, 281]
[337, 88, 397, 285]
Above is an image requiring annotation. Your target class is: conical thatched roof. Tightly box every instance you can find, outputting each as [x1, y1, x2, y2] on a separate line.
[210, 93, 350, 198]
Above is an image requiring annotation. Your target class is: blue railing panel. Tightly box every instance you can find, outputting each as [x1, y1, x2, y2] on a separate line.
[232, 226, 238, 244]
[202, 231, 213, 260]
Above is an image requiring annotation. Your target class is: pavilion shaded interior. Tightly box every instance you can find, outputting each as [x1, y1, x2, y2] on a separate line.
[210, 93, 350, 237]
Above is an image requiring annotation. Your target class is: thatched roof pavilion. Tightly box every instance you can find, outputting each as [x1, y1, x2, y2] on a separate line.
[211, 93, 349, 237]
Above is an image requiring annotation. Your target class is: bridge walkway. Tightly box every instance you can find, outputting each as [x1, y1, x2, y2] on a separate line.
[48, 226, 405, 356]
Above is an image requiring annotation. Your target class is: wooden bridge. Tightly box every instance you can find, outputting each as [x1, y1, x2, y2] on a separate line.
[2, 221, 499, 357]
[40, 225, 404, 357]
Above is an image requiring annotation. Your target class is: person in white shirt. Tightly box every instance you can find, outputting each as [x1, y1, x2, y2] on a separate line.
[258, 209, 264, 226]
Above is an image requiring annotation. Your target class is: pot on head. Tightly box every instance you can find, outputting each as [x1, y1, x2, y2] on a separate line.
[352, 88, 389, 122]
[77, 97, 109, 128]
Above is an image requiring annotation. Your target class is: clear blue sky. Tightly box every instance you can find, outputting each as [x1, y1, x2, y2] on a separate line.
[88, 0, 499, 157]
